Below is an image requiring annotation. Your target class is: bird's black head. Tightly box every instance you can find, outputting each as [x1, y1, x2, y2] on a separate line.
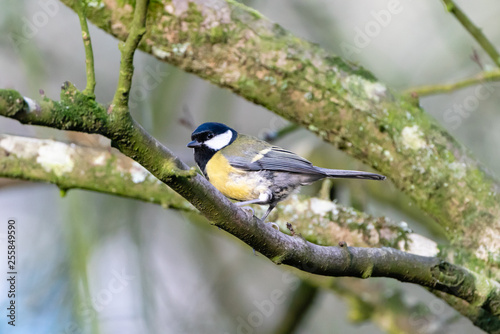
[187, 122, 238, 174]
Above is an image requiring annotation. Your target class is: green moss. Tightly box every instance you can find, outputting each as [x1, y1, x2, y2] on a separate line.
[173, 2, 206, 45]
[227, 0, 263, 20]
[0, 90, 26, 116]
[208, 25, 229, 44]
[237, 75, 256, 89]
[361, 263, 374, 278]
[270, 253, 287, 265]
[185, 2, 203, 24]
[325, 56, 377, 82]
[0, 96, 7, 112]
[438, 244, 498, 278]
[33, 82, 110, 134]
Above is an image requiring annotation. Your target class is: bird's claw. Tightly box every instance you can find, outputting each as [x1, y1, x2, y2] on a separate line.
[267, 222, 280, 231]
[239, 206, 255, 218]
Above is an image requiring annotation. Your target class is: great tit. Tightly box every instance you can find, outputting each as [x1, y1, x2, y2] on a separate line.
[187, 122, 385, 221]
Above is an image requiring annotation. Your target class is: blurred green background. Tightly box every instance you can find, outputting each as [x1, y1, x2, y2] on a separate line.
[1, 0, 499, 333]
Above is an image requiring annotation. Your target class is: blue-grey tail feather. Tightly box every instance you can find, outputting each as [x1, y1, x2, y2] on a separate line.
[316, 167, 386, 180]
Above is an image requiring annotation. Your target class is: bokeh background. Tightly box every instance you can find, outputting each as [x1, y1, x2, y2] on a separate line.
[1, 0, 499, 333]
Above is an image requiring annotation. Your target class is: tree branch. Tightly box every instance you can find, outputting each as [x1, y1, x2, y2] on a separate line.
[432, 290, 500, 333]
[405, 2, 500, 98]
[441, 0, 500, 67]
[1, 89, 499, 320]
[74, 0, 96, 97]
[0, 134, 192, 211]
[271, 195, 422, 253]
[404, 68, 500, 97]
[112, 0, 150, 112]
[260, 123, 300, 142]
[58, 0, 500, 267]
[298, 270, 500, 334]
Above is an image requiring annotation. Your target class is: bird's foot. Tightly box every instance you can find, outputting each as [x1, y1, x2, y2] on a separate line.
[267, 222, 280, 231]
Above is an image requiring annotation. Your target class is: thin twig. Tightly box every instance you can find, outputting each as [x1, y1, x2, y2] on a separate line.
[112, 0, 150, 111]
[441, 0, 500, 67]
[405, 68, 500, 96]
[261, 123, 300, 142]
[74, 0, 96, 97]
[470, 49, 484, 70]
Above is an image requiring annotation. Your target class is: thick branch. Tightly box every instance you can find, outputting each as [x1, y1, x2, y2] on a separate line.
[60, 0, 500, 264]
[0, 134, 192, 211]
[270, 195, 430, 255]
[1, 89, 499, 319]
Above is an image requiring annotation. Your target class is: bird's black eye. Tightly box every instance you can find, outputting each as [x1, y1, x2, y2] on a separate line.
[206, 133, 214, 140]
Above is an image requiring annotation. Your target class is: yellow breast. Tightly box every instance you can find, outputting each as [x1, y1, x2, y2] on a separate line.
[205, 151, 263, 201]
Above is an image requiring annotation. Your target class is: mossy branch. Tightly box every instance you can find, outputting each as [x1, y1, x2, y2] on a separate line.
[432, 290, 500, 333]
[441, 0, 500, 67]
[1, 89, 500, 323]
[301, 272, 500, 334]
[0, 134, 192, 211]
[58, 0, 500, 267]
[111, 0, 150, 112]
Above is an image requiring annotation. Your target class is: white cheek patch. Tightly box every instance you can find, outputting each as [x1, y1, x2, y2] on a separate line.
[205, 130, 233, 150]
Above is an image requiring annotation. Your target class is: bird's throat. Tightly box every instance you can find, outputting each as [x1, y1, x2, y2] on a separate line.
[194, 147, 217, 177]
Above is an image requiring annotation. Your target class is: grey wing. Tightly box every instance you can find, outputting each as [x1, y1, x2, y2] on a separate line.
[230, 146, 324, 175]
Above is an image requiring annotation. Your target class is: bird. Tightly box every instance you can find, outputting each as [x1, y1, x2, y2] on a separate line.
[187, 122, 386, 222]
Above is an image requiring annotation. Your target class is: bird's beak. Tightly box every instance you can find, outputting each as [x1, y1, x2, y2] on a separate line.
[187, 140, 202, 148]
